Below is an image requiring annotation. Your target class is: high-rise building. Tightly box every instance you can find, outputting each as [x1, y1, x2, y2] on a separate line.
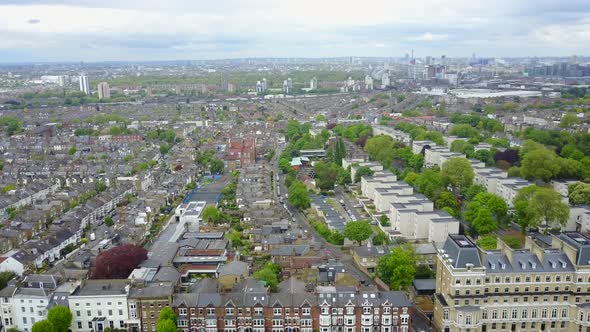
[256, 78, 268, 93]
[364, 75, 374, 90]
[283, 78, 293, 94]
[79, 75, 90, 95]
[381, 73, 390, 89]
[310, 77, 318, 90]
[97, 82, 110, 100]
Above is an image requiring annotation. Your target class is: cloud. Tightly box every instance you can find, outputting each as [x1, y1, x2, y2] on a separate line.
[406, 33, 449, 42]
[0, 0, 588, 61]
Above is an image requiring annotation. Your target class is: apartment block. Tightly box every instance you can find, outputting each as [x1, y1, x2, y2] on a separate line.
[434, 232, 590, 332]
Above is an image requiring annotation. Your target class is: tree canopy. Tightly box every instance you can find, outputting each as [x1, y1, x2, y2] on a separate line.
[364, 135, 395, 166]
[377, 245, 417, 290]
[202, 205, 222, 224]
[288, 180, 310, 209]
[32, 320, 54, 332]
[253, 262, 281, 292]
[514, 185, 569, 232]
[569, 182, 590, 205]
[47, 305, 73, 332]
[441, 157, 474, 193]
[91, 244, 147, 279]
[314, 161, 340, 190]
[343, 220, 373, 246]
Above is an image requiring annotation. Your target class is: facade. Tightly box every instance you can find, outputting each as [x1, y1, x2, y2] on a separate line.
[12, 275, 59, 332]
[97, 82, 111, 100]
[434, 233, 590, 332]
[68, 280, 130, 332]
[310, 77, 318, 90]
[128, 284, 174, 332]
[79, 75, 90, 95]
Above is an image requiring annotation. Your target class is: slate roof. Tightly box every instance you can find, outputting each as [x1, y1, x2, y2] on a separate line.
[442, 235, 482, 269]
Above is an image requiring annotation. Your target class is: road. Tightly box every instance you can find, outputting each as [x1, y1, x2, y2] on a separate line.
[272, 146, 380, 288]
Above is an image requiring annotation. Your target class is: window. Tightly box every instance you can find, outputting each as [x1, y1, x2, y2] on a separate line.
[77, 322, 82, 329]
[465, 315, 472, 325]
[531, 309, 537, 319]
[443, 310, 449, 320]
[226, 308, 234, 315]
[512, 310, 518, 319]
[542, 308, 548, 318]
[363, 307, 371, 315]
[179, 308, 188, 315]
[502, 310, 508, 319]
[491, 310, 497, 319]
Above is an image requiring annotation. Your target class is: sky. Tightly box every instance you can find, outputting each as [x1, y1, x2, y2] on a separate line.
[0, 0, 589, 62]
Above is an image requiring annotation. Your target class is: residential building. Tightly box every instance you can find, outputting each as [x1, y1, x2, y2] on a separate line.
[128, 284, 174, 332]
[79, 75, 90, 95]
[12, 275, 59, 332]
[434, 232, 590, 332]
[68, 280, 130, 332]
[97, 82, 111, 100]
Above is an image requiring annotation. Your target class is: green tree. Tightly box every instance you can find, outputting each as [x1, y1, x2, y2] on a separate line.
[435, 191, 459, 213]
[354, 166, 374, 183]
[364, 135, 395, 166]
[404, 172, 419, 186]
[0, 271, 15, 290]
[415, 264, 434, 279]
[377, 245, 416, 290]
[158, 307, 177, 324]
[104, 216, 114, 227]
[415, 168, 444, 200]
[314, 162, 340, 190]
[253, 263, 281, 291]
[288, 181, 310, 209]
[32, 320, 54, 332]
[450, 140, 474, 155]
[449, 124, 479, 138]
[514, 186, 569, 232]
[47, 305, 73, 332]
[502, 236, 522, 249]
[343, 220, 373, 246]
[569, 182, 590, 205]
[68, 147, 77, 155]
[279, 158, 291, 174]
[210, 158, 224, 174]
[379, 214, 390, 227]
[560, 113, 580, 128]
[471, 208, 497, 234]
[468, 192, 508, 223]
[464, 184, 486, 200]
[441, 158, 474, 193]
[476, 236, 497, 250]
[156, 319, 177, 332]
[334, 138, 347, 166]
[202, 205, 222, 224]
[520, 148, 560, 182]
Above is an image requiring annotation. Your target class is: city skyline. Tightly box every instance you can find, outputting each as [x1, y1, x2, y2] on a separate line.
[0, 0, 589, 62]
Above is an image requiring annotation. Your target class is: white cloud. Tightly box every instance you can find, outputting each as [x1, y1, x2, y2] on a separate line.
[406, 33, 449, 42]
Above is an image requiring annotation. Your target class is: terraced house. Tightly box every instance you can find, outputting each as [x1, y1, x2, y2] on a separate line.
[172, 279, 412, 332]
[434, 233, 590, 332]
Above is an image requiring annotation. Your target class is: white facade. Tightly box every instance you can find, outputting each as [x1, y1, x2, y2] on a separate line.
[79, 75, 90, 95]
[0, 256, 25, 276]
[69, 283, 130, 332]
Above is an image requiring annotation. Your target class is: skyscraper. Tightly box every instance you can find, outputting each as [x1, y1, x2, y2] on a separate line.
[283, 78, 292, 94]
[97, 82, 110, 100]
[364, 75, 374, 90]
[381, 73, 390, 89]
[79, 75, 90, 95]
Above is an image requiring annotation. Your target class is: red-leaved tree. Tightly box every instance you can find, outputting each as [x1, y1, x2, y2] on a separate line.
[91, 244, 147, 279]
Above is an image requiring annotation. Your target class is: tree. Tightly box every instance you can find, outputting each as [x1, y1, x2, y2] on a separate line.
[404, 172, 419, 186]
[464, 184, 486, 200]
[210, 158, 224, 174]
[372, 232, 390, 246]
[314, 162, 340, 190]
[344, 220, 373, 246]
[333, 138, 347, 166]
[441, 158, 474, 193]
[450, 140, 474, 155]
[471, 208, 497, 234]
[279, 158, 292, 174]
[91, 244, 147, 279]
[379, 214, 390, 227]
[560, 113, 580, 128]
[158, 307, 177, 325]
[47, 305, 72, 332]
[514, 186, 569, 231]
[32, 320, 54, 332]
[476, 236, 497, 250]
[469, 192, 508, 223]
[104, 215, 114, 227]
[0, 271, 15, 290]
[156, 319, 177, 332]
[415, 168, 444, 200]
[377, 245, 416, 290]
[364, 135, 395, 166]
[569, 182, 590, 205]
[435, 191, 459, 213]
[502, 236, 522, 249]
[415, 264, 434, 279]
[68, 146, 77, 155]
[449, 124, 479, 138]
[354, 166, 374, 183]
[202, 205, 222, 224]
[288, 180, 310, 209]
[520, 148, 560, 182]
[253, 263, 281, 291]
